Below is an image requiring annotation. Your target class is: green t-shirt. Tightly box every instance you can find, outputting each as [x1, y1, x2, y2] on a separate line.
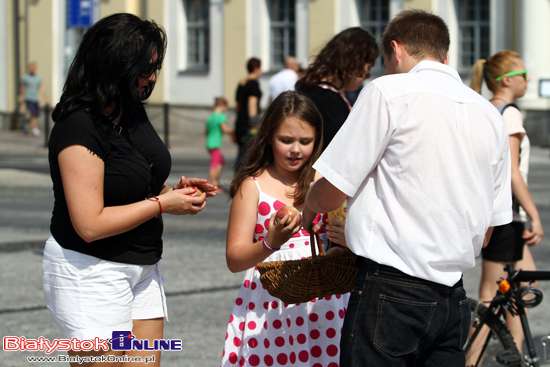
[206, 112, 227, 149]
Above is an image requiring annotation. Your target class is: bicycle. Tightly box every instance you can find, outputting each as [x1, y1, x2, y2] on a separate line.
[465, 263, 550, 366]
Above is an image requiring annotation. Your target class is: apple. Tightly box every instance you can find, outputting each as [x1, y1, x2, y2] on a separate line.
[326, 246, 344, 256]
[275, 206, 301, 226]
[523, 229, 531, 236]
[190, 186, 204, 197]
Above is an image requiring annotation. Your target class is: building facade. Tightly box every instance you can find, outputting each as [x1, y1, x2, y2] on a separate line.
[1, 0, 549, 144]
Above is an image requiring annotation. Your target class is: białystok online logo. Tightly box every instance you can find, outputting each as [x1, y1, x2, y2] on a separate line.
[109, 331, 182, 351]
[3, 331, 182, 354]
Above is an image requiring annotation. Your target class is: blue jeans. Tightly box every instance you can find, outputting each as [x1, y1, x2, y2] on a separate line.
[340, 257, 470, 367]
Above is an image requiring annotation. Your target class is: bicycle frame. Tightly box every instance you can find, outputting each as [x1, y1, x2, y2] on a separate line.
[467, 297, 523, 367]
[494, 264, 550, 366]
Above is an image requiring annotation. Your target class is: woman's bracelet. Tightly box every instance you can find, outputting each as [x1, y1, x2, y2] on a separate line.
[147, 196, 162, 216]
[263, 238, 279, 252]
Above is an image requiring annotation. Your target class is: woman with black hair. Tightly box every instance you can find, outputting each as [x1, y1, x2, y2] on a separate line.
[43, 13, 216, 366]
[296, 27, 380, 151]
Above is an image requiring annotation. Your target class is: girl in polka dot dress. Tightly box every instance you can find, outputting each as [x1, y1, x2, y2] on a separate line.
[221, 91, 349, 367]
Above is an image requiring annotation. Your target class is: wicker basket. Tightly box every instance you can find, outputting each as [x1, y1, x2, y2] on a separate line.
[256, 231, 358, 304]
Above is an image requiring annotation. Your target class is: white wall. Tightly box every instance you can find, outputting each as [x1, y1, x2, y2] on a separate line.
[0, 0, 8, 112]
[166, 0, 224, 106]
[295, 0, 309, 67]
[337, 0, 359, 31]
[52, 0, 67, 105]
[516, 0, 550, 110]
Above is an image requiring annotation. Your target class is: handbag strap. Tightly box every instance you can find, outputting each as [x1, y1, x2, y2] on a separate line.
[309, 231, 325, 258]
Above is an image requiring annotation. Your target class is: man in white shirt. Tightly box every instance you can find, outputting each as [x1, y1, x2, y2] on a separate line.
[303, 10, 512, 366]
[268, 56, 299, 102]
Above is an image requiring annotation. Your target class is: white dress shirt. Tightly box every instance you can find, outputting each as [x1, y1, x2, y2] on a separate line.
[313, 61, 513, 286]
[269, 68, 299, 101]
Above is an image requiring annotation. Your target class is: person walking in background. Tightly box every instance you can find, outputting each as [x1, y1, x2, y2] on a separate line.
[234, 57, 262, 172]
[222, 91, 349, 367]
[43, 13, 217, 367]
[268, 55, 299, 103]
[206, 97, 233, 193]
[469, 51, 544, 359]
[19, 61, 48, 136]
[296, 27, 379, 152]
[303, 10, 513, 366]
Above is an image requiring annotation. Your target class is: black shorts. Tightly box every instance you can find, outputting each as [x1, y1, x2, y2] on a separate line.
[481, 222, 525, 262]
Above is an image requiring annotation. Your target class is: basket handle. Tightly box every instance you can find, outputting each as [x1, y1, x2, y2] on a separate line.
[309, 230, 325, 258]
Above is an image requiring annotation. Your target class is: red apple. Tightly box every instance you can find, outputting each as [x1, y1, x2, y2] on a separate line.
[275, 206, 301, 226]
[326, 246, 344, 256]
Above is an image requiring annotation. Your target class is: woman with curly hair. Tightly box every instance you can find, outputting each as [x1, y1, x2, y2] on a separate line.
[296, 27, 380, 151]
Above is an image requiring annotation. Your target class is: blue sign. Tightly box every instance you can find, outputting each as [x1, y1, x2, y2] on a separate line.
[67, 0, 94, 28]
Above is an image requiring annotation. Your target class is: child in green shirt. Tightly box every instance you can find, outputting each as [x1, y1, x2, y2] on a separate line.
[206, 97, 233, 193]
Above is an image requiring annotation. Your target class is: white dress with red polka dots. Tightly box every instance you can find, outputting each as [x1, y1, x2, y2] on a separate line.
[221, 178, 349, 367]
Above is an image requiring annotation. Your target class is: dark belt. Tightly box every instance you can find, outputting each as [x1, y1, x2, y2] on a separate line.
[355, 256, 464, 290]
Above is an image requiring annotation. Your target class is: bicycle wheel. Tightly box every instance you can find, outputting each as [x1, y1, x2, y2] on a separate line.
[465, 298, 522, 367]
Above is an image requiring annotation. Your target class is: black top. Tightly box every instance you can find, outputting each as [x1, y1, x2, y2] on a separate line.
[48, 105, 171, 265]
[235, 79, 262, 138]
[301, 86, 350, 152]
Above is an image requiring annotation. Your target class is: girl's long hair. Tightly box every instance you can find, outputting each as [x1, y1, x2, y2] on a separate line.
[470, 50, 521, 94]
[52, 13, 167, 122]
[229, 91, 323, 207]
[296, 27, 379, 91]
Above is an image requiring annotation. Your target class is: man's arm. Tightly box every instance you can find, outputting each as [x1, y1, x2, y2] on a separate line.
[303, 177, 347, 232]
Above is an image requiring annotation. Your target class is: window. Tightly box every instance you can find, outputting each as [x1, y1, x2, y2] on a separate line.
[269, 0, 296, 70]
[185, 0, 209, 70]
[457, 0, 490, 70]
[358, 0, 390, 70]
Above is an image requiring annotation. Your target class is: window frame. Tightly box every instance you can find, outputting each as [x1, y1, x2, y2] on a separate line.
[357, 0, 390, 73]
[184, 0, 210, 71]
[268, 0, 296, 71]
[456, 0, 490, 72]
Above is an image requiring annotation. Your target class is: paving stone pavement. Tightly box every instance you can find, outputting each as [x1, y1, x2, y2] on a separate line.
[0, 128, 549, 366]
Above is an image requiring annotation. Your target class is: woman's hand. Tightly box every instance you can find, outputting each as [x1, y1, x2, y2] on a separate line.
[523, 220, 544, 247]
[264, 212, 301, 250]
[325, 217, 347, 247]
[159, 186, 208, 216]
[173, 176, 218, 197]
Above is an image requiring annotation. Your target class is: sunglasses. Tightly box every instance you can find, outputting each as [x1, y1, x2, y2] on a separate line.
[495, 70, 527, 82]
[140, 63, 161, 79]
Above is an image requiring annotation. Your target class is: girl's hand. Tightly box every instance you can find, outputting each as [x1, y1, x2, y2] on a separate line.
[160, 186, 207, 215]
[523, 220, 544, 247]
[173, 176, 218, 197]
[265, 212, 301, 250]
[325, 218, 347, 248]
